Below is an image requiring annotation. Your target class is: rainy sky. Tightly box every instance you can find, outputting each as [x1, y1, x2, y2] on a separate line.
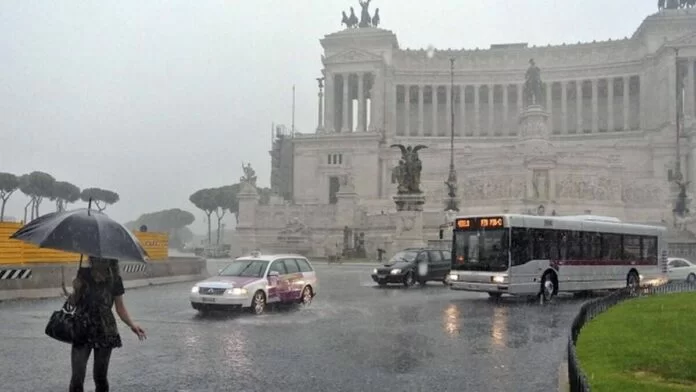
[0, 0, 656, 234]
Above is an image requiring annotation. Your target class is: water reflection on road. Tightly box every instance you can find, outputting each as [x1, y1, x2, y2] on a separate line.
[0, 263, 586, 392]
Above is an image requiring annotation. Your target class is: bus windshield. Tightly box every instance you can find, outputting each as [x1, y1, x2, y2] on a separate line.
[452, 228, 509, 272]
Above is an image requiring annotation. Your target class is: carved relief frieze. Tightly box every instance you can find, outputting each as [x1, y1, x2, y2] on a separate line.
[460, 175, 526, 201]
[556, 174, 622, 201]
[622, 180, 666, 205]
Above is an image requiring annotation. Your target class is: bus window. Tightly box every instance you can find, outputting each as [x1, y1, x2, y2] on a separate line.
[558, 231, 569, 260]
[548, 230, 560, 260]
[642, 236, 657, 262]
[568, 231, 582, 259]
[453, 228, 509, 272]
[531, 229, 550, 260]
[511, 228, 530, 266]
[623, 235, 642, 260]
[602, 233, 621, 260]
[587, 232, 601, 259]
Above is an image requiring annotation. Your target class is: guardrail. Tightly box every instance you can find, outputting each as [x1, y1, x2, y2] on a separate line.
[567, 281, 696, 391]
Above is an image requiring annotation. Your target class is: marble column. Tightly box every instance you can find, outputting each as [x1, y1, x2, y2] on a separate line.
[390, 82, 398, 136]
[403, 85, 410, 136]
[324, 72, 334, 132]
[459, 85, 466, 136]
[608, 77, 615, 132]
[357, 73, 365, 132]
[503, 84, 509, 135]
[591, 79, 599, 133]
[686, 59, 695, 118]
[418, 85, 424, 136]
[546, 82, 552, 116]
[342, 74, 350, 132]
[623, 76, 630, 131]
[488, 84, 494, 135]
[474, 85, 480, 136]
[432, 85, 439, 136]
[576, 80, 583, 133]
[561, 81, 568, 134]
[446, 84, 452, 137]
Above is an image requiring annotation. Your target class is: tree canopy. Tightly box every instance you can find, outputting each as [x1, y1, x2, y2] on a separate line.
[126, 208, 196, 249]
[19, 171, 56, 220]
[50, 181, 81, 212]
[0, 172, 20, 221]
[81, 187, 120, 211]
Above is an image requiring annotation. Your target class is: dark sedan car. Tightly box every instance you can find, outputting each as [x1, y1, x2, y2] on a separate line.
[371, 248, 451, 287]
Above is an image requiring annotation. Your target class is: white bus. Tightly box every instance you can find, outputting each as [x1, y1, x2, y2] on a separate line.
[447, 214, 667, 302]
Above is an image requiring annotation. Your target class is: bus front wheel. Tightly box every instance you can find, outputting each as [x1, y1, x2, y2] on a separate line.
[539, 272, 557, 304]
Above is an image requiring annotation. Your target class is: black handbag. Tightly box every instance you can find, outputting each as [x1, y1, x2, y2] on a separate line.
[45, 300, 81, 344]
[45, 256, 85, 344]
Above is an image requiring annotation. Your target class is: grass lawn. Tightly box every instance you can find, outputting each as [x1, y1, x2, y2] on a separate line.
[576, 292, 696, 392]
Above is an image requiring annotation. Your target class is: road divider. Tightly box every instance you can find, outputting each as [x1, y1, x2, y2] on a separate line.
[0, 257, 208, 301]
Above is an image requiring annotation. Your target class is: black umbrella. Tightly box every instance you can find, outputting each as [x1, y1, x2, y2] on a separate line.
[10, 208, 149, 263]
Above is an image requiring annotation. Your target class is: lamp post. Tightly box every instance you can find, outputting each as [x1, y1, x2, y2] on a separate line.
[445, 57, 459, 212]
[316, 77, 325, 133]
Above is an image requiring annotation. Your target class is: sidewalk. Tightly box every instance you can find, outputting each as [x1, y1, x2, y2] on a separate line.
[558, 360, 569, 392]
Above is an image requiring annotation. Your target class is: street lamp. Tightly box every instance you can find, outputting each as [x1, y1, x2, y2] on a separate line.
[444, 57, 459, 212]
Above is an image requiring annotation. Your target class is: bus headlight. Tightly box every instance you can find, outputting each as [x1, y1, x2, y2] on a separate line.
[390, 269, 402, 275]
[448, 273, 458, 281]
[373, 268, 378, 274]
[492, 275, 508, 284]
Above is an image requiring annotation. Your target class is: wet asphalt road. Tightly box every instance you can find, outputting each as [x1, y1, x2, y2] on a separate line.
[0, 261, 586, 392]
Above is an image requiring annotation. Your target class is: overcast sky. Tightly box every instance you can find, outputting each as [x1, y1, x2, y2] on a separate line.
[0, 0, 657, 234]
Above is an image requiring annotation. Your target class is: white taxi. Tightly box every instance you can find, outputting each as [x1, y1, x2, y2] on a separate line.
[190, 252, 319, 315]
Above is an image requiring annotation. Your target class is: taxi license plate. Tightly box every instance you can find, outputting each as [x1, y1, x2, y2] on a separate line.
[202, 297, 216, 303]
[378, 275, 386, 279]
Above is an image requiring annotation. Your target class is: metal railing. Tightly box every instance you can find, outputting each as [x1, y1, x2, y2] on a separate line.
[567, 281, 696, 391]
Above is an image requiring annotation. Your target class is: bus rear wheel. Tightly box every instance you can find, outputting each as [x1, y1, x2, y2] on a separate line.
[539, 272, 557, 304]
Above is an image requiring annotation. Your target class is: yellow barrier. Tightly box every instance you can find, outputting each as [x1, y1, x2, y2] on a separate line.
[0, 222, 169, 264]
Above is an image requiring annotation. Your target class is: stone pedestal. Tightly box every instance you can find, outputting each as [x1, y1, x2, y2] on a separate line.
[519, 104, 557, 211]
[392, 193, 426, 212]
[392, 210, 425, 250]
[236, 182, 259, 254]
[391, 193, 426, 250]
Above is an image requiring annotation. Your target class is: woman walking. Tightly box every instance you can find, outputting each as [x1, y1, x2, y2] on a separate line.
[68, 256, 146, 392]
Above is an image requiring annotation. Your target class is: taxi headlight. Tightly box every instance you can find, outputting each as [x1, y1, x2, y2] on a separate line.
[227, 288, 248, 295]
[492, 275, 508, 284]
[373, 268, 378, 274]
[448, 273, 458, 281]
[191, 286, 199, 294]
[390, 269, 402, 275]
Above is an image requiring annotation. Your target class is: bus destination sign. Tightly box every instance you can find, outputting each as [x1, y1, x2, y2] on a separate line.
[456, 216, 504, 230]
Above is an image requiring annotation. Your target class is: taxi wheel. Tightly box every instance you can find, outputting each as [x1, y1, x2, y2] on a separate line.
[687, 273, 696, 284]
[251, 291, 266, 315]
[300, 286, 313, 306]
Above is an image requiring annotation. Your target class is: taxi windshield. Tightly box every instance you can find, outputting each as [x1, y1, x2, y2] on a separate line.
[219, 259, 269, 278]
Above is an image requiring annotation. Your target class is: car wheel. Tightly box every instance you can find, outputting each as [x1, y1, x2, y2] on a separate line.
[688, 273, 696, 284]
[300, 286, 313, 306]
[403, 271, 416, 287]
[417, 279, 427, 286]
[378, 281, 388, 287]
[250, 291, 266, 315]
[488, 292, 502, 299]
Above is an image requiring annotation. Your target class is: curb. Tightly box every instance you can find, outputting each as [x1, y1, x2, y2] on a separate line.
[0, 274, 206, 301]
[558, 360, 569, 392]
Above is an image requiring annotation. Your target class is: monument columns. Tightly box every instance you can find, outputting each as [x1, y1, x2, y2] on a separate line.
[503, 84, 509, 135]
[576, 80, 583, 133]
[686, 59, 695, 118]
[459, 85, 466, 136]
[487, 84, 494, 135]
[591, 79, 599, 133]
[561, 81, 568, 134]
[418, 85, 424, 136]
[357, 72, 366, 132]
[324, 73, 335, 132]
[474, 85, 480, 136]
[446, 84, 453, 136]
[317, 78, 324, 132]
[623, 76, 630, 131]
[342, 74, 350, 132]
[403, 84, 411, 135]
[432, 85, 439, 136]
[608, 77, 615, 132]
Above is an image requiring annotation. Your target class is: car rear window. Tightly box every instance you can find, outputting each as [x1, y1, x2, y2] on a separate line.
[295, 258, 313, 272]
[283, 259, 300, 274]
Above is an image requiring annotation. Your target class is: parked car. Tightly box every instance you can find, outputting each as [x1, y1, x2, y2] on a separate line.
[190, 253, 318, 315]
[371, 248, 451, 287]
[667, 257, 696, 283]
